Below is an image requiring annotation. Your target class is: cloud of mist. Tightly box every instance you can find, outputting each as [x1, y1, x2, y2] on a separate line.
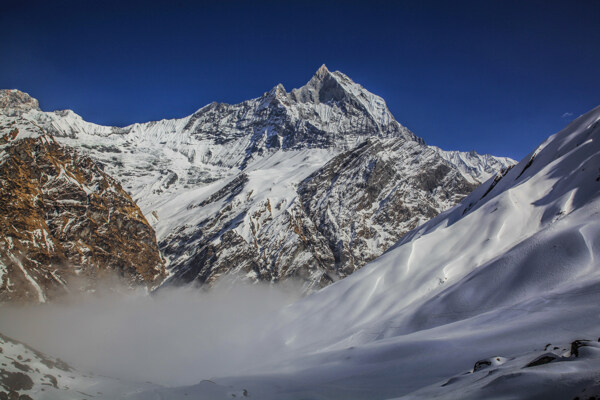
[0, 279, 304, 386]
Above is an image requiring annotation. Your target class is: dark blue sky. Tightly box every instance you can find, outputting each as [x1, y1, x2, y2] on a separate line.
[2, 0, 599, 160]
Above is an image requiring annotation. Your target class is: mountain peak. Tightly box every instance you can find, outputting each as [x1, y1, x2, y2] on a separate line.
[0, 89, 40, 114]
[290, 65, 346, 104]
[258, 83, 288, 109]
[270, 83, 286, 95]
[314, 64, 330, 79]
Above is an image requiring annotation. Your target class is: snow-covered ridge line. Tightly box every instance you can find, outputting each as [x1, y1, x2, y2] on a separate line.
[0, 66, 515, 292]
[431, 145, 517, 183]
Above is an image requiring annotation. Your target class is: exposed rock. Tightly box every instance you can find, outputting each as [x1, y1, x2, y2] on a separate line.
[297, 138, 478, 279]
[472, 356, 508, 372]
[524, 353, 561, 368]
[473, 359, 492, 372]
[0, 91, 40, 116]
[0, 370, 33, 392]
[0, 134, 165, 302]
[0, 332, 155, 398]
[571, 340, 597, 358]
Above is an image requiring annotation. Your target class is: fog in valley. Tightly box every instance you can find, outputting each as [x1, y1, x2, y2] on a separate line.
[0, 280, 304, 386]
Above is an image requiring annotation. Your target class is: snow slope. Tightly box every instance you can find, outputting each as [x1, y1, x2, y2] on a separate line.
[133, 105, 600, 398]
[0, 332, 159, 399]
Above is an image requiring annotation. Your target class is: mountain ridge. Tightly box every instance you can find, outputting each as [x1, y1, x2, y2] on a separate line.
[0, 67, 515, 295]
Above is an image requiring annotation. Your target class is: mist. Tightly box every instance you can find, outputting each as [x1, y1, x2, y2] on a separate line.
[0, 280, 304, 387]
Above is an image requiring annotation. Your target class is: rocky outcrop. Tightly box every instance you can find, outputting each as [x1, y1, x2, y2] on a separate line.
[0, 90, 40, 116]
[161, 192, 338, 289]
[0, 332, 71, 399]
[0, 131, 165, 302]
[297, 138, 478, 278]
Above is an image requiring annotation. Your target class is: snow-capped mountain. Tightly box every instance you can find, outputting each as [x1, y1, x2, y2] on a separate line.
[0, 66, 514, 293]
[2, 103, 598, 400]
[431, 145, 515, 184]
[115, 105, 600, 398]
[161, 103, 599, 399]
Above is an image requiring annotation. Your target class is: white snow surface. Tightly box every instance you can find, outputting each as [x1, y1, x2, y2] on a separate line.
[125, 105, 600, 398]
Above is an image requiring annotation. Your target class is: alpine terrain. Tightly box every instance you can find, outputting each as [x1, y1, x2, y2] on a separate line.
[1, 100, 599, 399]
[0, 66, 514, 298]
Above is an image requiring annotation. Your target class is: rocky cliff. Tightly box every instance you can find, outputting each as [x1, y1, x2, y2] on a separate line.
[0, 122, 165, 302]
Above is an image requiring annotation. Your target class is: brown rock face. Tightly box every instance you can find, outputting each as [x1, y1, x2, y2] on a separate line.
[0, 134, 165, 302]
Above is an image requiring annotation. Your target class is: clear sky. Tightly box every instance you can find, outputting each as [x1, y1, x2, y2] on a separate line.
[2, 0, 599, 160]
